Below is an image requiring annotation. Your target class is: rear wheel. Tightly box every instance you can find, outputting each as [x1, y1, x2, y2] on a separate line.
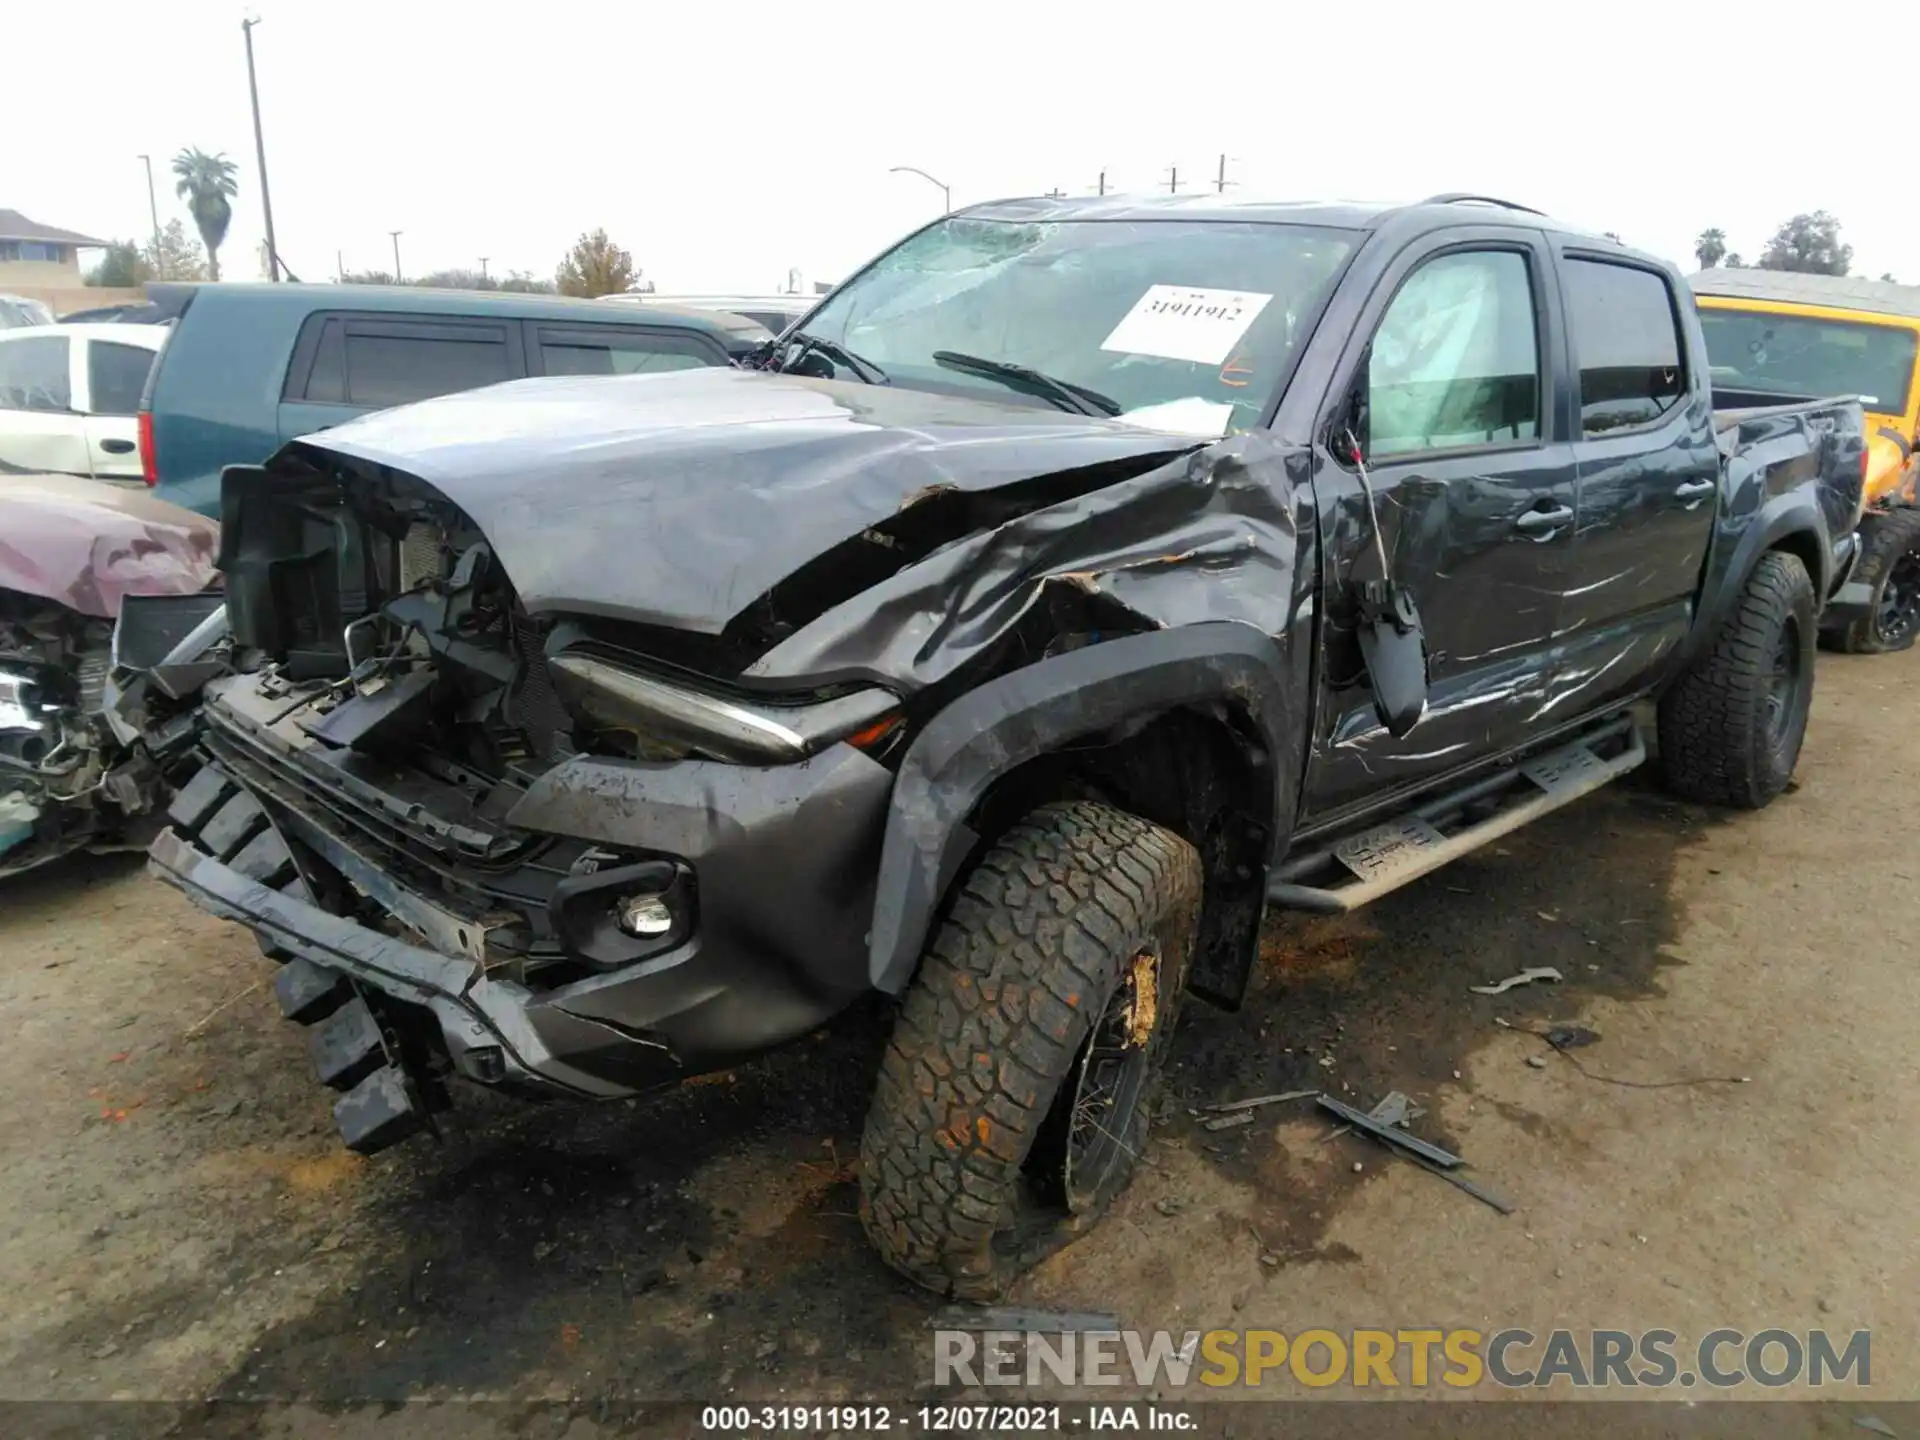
[858, 800, 1202, 1300]
[1658, 551, 1816, 809]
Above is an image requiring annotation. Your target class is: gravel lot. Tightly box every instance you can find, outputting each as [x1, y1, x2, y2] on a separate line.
[2, 648, 1915, 1433]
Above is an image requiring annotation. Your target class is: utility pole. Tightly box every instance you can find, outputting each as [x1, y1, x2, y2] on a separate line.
[1215, 153, 1230, 193]
[1045, 186, 1066, 199]
[1166, 165, 1180, 194]
[336, 249, 343, 282]
[241, 17, 282, 280]
[136, 154, 160, 259]
[1097, 169, 1107, 196]
[389, 231, 403, 283]
[479, 256, 489, 281]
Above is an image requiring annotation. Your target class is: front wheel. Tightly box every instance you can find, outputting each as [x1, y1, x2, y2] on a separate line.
[859, 800, 1202, 1300]
[1658, 551, 1816, 809]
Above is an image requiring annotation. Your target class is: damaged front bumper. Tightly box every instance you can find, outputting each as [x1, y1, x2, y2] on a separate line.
[148, 728, 894, 1137]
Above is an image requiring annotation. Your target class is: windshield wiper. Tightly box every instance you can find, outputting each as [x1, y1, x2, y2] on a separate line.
[931, 351, 1121, 418]
[780, 332, 890, 386]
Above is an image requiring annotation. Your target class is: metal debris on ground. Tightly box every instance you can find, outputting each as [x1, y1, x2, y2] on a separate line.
[1402, 1153, 1516, 1215]
[1317, 1092, 1515, 1215]
[1202, 1110, 1256, 1132]
[1322, 1089, 1424, 1143]
[1470, 966, 1564, 995]
[1365, 1090, 1422, 1127]
[1316, 1095, 1461, 1167]
[929, 1307, 1120, 1334]
[1204, 1089, 1318, 1115]
[1852, 1417, 1899, 1439]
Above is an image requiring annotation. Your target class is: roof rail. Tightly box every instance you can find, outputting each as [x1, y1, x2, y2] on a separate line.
[1420, 193, 1545, 216]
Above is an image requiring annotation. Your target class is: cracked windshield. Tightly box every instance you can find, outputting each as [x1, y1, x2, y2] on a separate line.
[794, 216, 1354, 435]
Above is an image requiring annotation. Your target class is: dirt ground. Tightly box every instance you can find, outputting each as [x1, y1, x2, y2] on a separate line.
[2, 648, 1916, 1432]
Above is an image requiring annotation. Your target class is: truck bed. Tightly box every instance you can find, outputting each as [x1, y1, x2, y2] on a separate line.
[1710, 383, 1853, 431]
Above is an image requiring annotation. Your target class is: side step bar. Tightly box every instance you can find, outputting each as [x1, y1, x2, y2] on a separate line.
[1267, 716, 1646, 915]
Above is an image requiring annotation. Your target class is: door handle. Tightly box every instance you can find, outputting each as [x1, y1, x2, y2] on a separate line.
[99, 438, 135, 454]
[1514, 505, 1574, 534]
[1673, 479, 1716, 500]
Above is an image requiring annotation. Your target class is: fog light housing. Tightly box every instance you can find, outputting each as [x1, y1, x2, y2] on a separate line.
[549, 859, 695, 969]
[456, 1045, 508, 1084]
[617, 893, 673, 937]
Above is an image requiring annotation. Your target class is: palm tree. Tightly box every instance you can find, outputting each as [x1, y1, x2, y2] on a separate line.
[172, 149, 239, 281]
[1694, 228, 1728, 270]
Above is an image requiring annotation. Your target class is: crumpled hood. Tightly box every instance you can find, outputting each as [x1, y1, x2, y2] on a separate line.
[0, 472, 220, 618]
[284, 366, 1207, 633]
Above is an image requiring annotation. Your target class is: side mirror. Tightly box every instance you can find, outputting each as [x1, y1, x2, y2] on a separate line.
[1355, 579, 1428, 738]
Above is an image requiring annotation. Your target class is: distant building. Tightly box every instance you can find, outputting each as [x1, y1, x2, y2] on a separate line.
[0, 209, 109, 286]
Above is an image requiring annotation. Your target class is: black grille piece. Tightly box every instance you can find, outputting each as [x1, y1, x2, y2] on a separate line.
[505, 611, 571, 760]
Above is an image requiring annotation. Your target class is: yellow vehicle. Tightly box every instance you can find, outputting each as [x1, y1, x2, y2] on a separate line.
[1692, 269, 1920, 651]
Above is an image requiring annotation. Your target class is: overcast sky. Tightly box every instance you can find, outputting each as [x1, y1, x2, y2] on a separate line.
[9, 0, 1912, 292]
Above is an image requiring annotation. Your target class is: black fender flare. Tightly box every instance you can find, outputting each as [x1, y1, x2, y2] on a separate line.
[867, 622, 1300, 994]
[1683, 492, 1833, 669]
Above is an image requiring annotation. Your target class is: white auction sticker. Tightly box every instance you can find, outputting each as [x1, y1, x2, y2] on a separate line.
[1100, 285, 1274, 365]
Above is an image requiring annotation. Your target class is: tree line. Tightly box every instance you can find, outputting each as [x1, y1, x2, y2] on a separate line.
[1694, 211, 1898, 283]
[89, 152, 648, 303]
[335, 229, 644, 297]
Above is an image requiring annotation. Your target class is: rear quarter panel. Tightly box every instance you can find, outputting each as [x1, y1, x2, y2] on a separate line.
[1686, 400, 1865, 661]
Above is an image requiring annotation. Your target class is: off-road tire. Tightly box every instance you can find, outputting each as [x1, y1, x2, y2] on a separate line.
[1658, 551, 1816, 809]
[859, 800, 1202, 1300]
[1821, 508, 1920, 654]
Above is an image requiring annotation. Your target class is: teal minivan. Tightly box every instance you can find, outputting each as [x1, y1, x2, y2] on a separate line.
[135, 282, 772, 514]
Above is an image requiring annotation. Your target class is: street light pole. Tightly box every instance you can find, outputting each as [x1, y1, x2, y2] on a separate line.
[240, 17, 282, 281]
[390, 231, 403, 283]
[889, 166, 951, 214]
[136, 155, 160, 258]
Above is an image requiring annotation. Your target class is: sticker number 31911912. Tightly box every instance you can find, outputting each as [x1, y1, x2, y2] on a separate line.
[1100, 285, 1274, 365]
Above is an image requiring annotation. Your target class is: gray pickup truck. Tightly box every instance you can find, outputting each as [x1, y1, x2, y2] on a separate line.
[134, 194, 1866, 1299]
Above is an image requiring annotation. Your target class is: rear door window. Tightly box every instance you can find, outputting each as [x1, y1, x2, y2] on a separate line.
[532, 325, 723, 376]
[1562, 259, 1686, 434]
[291, 315, 520, 408]
[87, 340, 156, 416]
[0, 335, 71, 412]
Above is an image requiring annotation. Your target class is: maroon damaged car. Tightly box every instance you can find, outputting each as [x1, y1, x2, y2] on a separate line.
[1, 474, 222, 878]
